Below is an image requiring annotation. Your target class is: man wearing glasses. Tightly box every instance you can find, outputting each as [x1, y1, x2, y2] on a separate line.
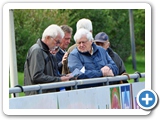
[68, 28, 119, 89]
[24, 24, 73, 95]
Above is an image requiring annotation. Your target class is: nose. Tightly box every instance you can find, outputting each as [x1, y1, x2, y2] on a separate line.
[79, 42, 84, 46]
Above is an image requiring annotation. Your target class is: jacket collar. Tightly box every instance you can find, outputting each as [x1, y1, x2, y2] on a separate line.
[37, 39, 50, 52]
[77, 42, 98, 55]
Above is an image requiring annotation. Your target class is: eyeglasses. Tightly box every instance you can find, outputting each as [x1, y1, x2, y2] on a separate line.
[54, 39, 61, 45]
[76, 40, 89, 45]
[50, 37, 61, 45]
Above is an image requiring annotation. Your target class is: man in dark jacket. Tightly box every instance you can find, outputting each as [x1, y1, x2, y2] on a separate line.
[24, 24, 72, 95]
[55, 25, 73, 74]
[94, 32, 128, 84]
[68, 28, 119, 89]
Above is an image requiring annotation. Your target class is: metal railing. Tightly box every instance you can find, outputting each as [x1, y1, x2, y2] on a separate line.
[9, 72, 145, 95]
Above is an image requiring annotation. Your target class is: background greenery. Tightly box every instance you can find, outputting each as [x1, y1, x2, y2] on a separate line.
[10, 9, 145, 97]
[14, 9, 145, 72]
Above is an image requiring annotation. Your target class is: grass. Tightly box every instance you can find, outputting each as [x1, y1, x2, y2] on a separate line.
[13, 51, 145, 97]
[124, 51, 145, 83]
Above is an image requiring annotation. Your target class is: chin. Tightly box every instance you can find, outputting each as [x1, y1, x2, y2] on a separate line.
[80, 50, 87, 53]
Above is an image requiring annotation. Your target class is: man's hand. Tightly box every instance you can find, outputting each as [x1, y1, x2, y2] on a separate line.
[101, 66, 114, 77]
[60, 75, 73, 82]
[62, 52, 68, 65]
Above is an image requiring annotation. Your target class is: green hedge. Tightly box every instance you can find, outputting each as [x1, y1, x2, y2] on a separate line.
[14, 9, 145, 72]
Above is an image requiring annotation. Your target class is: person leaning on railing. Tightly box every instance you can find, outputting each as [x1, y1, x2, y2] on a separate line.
[68, 28, 119, 89]
[23, 24, 73, 96]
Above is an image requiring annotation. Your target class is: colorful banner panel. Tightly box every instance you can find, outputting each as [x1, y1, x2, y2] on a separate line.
[120, 85, 132, 109]
[110, 86, 121, 109]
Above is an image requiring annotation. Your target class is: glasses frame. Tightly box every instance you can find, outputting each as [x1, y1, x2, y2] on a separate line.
[50, 36, 61, 45]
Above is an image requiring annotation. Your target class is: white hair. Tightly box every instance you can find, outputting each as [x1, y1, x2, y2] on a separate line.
[74, 28, 93, 42]
[42, 24, 64, 40]
[76, 18, 93, 32]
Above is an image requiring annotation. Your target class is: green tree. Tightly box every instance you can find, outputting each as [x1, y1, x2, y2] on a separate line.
[14, 9, 145, 72]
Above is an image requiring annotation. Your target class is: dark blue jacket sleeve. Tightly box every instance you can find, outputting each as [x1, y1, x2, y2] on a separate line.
[68, 53, 103, 79]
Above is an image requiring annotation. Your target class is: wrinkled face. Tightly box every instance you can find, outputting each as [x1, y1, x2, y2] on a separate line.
[60, 32, 72, 50]
[48, 35, 62, 50]
[76, 35, 92, 53]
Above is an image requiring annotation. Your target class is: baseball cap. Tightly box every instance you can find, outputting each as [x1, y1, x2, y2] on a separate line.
[94, 32, 109, 42]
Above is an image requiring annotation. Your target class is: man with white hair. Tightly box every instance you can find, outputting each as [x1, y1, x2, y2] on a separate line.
[24, 24, 72, 95]
[68, 28, 119, 89]
[62, 18, 93, 74]
[76, 18, 93, 32]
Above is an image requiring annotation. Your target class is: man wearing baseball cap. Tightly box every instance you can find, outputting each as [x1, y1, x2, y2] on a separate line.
[94, 32, 128, 84]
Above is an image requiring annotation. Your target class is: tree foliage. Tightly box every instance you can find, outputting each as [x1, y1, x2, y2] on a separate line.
[13, 9, 145, 72]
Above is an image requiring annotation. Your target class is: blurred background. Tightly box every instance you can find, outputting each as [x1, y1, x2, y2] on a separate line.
[11, 9, 145, 90]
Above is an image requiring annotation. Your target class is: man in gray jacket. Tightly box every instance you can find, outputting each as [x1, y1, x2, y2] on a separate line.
[24, 24, 72, 95]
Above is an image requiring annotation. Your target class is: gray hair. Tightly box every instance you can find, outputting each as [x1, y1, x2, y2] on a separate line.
[74, 28, 93, 42]
[60, 25, 73, 34]
[76, 18, 93, 32]
[42, 24, 64, 40]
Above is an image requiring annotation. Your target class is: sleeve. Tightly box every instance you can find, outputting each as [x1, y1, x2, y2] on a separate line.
[29, 49, 60, 84]
[68, 52, 84, 73]
[114, 52, 126, 74]
[105, 52, 119, 76]
[68, 52, 103, 79]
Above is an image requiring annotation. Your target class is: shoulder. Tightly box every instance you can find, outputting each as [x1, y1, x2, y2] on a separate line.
[112, 50, 123, 61]
[56, 49, 64, 56]
[29, 43, 41, 54]
[69, 47, 78, 55]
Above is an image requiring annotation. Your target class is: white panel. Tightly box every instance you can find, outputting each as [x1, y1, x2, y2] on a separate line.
[131, 82, 145, 109]
[9, 82, 145, 109]
[9, 93, 57, 109]
[95, 86, 110, 109]
[58, 88, 97, 109]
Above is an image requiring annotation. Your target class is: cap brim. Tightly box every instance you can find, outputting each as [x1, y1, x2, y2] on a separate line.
[94, 40, 106, 43]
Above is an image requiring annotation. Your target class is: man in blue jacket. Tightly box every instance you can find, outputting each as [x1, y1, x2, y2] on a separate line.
[68, 28, 119, 89]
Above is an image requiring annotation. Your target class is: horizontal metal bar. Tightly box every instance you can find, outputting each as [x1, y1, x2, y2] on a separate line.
[9, 73, 145, 94]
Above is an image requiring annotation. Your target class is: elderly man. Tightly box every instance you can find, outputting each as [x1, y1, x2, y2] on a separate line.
[24, 24, 72, 95]
[94, 32, 128, 84]
[68, 28, 119, 89]
[62, 18, 93, 75]
[55, 25, 72, 74]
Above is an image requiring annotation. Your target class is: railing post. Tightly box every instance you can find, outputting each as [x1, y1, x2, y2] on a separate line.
[134, 77, 139, 82]
[37, 85, 42, 94]
[106, 77, 109, 86]
[134, 72, 141, 82]
[74, 80, 78, 90]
